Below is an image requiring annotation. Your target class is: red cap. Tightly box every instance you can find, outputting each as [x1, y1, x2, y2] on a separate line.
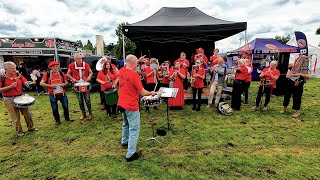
[48, 61, 59, 68]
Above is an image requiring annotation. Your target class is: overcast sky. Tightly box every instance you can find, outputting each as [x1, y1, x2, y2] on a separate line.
[0, 0, 319, 53]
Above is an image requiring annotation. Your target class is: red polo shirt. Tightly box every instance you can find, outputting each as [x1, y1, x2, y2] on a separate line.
[174, 58, 190, 73]
[235, 66, 248, 80]
[245, 65, 253, 82]
[209, 55, 219, 67]
[42, 71, 67, 95]
[0, 74, 27, 96]
[191, 68, 205, 88]
[68, 62, 91, 81]
[262, 68, 280, 88]
[97, 70, 117, 91]
[118, 67, 144, 111]
[145, 66, 159, 84]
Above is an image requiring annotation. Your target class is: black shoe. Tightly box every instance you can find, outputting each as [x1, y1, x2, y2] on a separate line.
[126, 152, 140, 162]
[244, 101, 248, 104]
[121, 143, 128, 148]
[55, 121, 61, 125]
[196, 107, 200, 111]
[65, 118, 74, 122]
[192, 105, 196, 110]
[153, 106, 158, 110]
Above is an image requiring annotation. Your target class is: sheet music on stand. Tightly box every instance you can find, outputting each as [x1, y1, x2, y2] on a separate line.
[159, 87, 179, 98]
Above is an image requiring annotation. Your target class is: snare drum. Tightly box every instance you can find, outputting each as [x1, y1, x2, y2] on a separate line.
[142, 95, 161, 107]
[74, 82, 91, 92]
[13, 94, 35, 108]
[104, 88, 118, 105]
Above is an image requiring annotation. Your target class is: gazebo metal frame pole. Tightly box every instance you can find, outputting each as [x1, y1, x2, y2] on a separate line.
[122, 33, 126, 64]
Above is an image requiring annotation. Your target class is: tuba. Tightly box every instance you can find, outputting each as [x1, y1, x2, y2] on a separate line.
[96, 57, 107, 71]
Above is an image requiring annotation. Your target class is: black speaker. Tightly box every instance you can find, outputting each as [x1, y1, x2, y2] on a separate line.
[273, 52, 290, 96]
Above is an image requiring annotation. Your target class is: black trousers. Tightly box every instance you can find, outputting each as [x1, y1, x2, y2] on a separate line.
[243, 81, 251, 102]
[100, 91, 106, 105]
[255, 85, 272, 107]
[106, 104, 117, 116]
[283, 80, 304, 110]
[192, 88, 203, 108]
[231, 80, 244, 110]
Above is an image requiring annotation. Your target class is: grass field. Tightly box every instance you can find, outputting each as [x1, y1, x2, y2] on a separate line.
[0, 79, 320, 179]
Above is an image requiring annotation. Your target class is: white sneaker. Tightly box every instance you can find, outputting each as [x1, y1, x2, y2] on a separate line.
[17, 132, 25, 137]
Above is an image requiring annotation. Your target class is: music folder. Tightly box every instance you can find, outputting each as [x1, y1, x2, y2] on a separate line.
[159, 87, 179, 98]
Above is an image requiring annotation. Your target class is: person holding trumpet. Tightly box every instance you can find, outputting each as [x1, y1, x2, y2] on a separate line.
[168, 61, 186, 109]
[191, 59, 205, 111]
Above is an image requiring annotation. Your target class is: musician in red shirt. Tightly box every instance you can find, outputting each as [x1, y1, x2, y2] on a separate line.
[66, 53, 93, 120]
[40, 61, 71, 125]
[144, 58, 160, 111]
[168, 61, 186, 109]
[174, 52, 190, 91]
[231, 59, 248, 110]
[252, 61, 280, 111]
[118, 54, 155, 162]
[96, 61, 119, 117]
[209, 48, 219, 82]
[160, 61, 170, 87]
[191, 59, 205, 111]
[243, 59, 253, 104]
[0, 61, 39, 137]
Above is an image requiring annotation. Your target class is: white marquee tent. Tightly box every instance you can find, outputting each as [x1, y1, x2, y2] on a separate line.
[287, 36, 320, 78]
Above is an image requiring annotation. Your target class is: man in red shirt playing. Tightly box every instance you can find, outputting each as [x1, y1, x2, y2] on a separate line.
[0, 61, 39, 137]
[118, 54, 155, 162]
[40, 61, 71, 125]
[66, 53, 93, 120]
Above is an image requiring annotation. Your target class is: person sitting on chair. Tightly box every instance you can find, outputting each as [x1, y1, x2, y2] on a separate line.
[252, 61, 280, 111]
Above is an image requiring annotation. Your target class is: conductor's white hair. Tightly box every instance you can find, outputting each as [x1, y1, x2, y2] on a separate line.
[3, 61, 16, 69]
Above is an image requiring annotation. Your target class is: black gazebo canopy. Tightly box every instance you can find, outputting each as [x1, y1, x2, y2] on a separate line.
[122, 7, 247, 61]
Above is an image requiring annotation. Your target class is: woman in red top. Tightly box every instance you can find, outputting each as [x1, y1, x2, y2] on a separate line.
[174, 52, 190, 91]
[231, 59, 248, 110]
[160, 61, 170, 87]
[209, 48, 219, 81]
[252, 61, 280, 110]
[168, 61, 186, 109]
[243, 58, 253, 104]
[96, 61, 119, 116]
[144, 58, 159, 111]
[191, 60, 205, 111]
[0, 61, 38, 137]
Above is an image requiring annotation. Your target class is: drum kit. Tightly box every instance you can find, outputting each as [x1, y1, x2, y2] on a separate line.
[12, 94, 35, 108]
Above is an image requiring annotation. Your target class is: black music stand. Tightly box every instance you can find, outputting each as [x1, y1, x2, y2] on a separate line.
[159, 87, 179, 133]
[143, 106, 161, 143]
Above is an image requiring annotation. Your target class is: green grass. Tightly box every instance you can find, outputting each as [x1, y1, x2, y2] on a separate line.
[1, 79, 320, 179]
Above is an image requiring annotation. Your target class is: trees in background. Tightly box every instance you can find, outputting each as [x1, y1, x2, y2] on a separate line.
[275, 35, 291, 44]
[80, 22, 136, 59]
